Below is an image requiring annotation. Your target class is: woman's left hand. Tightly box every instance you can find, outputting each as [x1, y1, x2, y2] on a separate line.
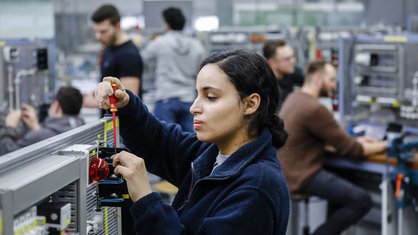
[112, 151, 152, 202]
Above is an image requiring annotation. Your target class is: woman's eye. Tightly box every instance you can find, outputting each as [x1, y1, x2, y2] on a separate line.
[207, 96, 217, 101]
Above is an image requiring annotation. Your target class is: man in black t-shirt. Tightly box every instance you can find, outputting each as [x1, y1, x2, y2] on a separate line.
[83, 4, 143, 111]
[263, 39, 304, 109]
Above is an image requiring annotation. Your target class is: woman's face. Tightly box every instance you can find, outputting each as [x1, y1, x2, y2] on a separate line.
[190, 64, 250, 152]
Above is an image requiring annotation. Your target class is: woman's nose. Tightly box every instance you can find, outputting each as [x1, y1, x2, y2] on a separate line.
[189, 99, 200, 114]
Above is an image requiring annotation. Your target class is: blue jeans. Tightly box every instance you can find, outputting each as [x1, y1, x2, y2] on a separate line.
[298, 170, 372, 235]
[154, 98, 194, 133]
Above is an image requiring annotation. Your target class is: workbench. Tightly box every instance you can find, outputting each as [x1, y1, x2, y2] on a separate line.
[324, 152, 418, 235]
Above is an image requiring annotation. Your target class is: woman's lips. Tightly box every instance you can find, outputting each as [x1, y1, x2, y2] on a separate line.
[193, 120, 203, 130]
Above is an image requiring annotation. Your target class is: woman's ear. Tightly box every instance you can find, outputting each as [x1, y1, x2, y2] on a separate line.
[244, 93, 261, 115]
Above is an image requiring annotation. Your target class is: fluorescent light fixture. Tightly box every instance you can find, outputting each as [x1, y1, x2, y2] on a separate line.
[194, 16, 219, 31]
[121, 16, 141, 30]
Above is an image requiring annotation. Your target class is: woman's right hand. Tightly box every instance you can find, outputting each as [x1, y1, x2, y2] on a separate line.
[95, 76, 130, 109]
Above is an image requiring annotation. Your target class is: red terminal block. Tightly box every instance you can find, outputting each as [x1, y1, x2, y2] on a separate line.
[89, 158, 109, 183]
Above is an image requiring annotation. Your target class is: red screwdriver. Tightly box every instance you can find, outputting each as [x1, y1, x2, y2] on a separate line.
[109, 83, 118, 148]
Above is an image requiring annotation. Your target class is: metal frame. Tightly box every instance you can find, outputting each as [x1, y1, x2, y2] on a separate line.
[0, 117, 120, 235]
[338, 33, 418, 127]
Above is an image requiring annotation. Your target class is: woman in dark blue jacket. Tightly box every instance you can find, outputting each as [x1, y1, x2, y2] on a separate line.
[95, 49, 290, 234]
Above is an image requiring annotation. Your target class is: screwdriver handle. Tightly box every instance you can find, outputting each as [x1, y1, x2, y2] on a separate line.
[109, 83, 117, 113]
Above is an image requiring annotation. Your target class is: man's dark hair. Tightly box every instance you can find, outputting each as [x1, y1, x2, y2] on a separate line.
[55, 86, 83, 115]
[91, 4, 120, 25]
[162, 7, 186, 31]
[262, 39, 287, 60]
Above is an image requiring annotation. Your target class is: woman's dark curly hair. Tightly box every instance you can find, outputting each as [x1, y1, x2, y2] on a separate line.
[199, 49, 287, 148]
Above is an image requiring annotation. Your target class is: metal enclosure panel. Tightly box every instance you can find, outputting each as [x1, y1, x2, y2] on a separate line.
[0, 39, 56, 114]
[338, 34, 418, 127]
[0, 118, 111, 175]
[0, 118, 117, 235]
[0, 155, 87, 235]
[0, 155, 80, 214]
[0, 47, 5, 113]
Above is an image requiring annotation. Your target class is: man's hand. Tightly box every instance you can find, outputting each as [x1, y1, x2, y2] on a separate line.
[21, 104, 41, 130]
[5, 109, 22, 128]
[356, 136, 378, 143]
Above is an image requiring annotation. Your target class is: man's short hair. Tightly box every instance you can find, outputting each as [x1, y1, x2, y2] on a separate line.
[304, 60, 329, 81]
[162, 7, 186, 31]
[55, 86, 83, 115]
[91, 4, 120, 25]
[262, 39, 287, 60]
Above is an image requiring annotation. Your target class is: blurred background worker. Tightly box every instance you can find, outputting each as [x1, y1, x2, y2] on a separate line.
[263, 39, 304, 109]
[141, 7, 205, 132]
[83, 4, 143, 112]
[278, 60, 388, 235]
[0, 86, 85, 156]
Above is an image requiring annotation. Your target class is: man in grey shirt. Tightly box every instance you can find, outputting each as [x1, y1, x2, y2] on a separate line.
[141, 7, 205, 132]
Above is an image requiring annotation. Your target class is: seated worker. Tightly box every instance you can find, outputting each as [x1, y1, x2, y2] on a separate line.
[278, 60, 387, 235]
[95, 49, 290, 234]
[263, 39, 304, 109]
[0, 86, 85, 156]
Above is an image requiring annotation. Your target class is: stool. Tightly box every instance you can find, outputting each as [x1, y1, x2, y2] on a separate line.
[291, 194, 310, 235]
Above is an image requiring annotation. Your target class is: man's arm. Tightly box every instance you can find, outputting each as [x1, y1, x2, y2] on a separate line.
[356, 136, 388, 156]
[120, 76, 141, 96]
[83, 92, 98, 108]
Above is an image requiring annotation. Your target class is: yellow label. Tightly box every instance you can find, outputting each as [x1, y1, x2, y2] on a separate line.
[103, 117, 119, 147]
[104, 207, 109, 235]
[122, 194, 130, 199]
[393, 100, 400, 108]
[384, 36, 407, 42]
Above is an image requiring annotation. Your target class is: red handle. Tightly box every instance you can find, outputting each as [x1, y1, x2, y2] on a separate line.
[109, 83, 117, 112]
[395, 173, 403, 198]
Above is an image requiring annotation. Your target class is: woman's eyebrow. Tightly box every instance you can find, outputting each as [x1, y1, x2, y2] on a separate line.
[201, 86, 222, 92]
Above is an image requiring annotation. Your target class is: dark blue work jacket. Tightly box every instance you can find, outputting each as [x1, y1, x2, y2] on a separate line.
[118, 90, 290, 235]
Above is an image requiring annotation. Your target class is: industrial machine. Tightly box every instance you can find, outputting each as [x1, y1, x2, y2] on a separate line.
[198, 26, 309, 68]
[330, 33, 418, 235]
[338, 33, 418, 129]
[386, 129, 418, 235]
[0, 118, 125, 235]
[0, 39, 56, 122]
